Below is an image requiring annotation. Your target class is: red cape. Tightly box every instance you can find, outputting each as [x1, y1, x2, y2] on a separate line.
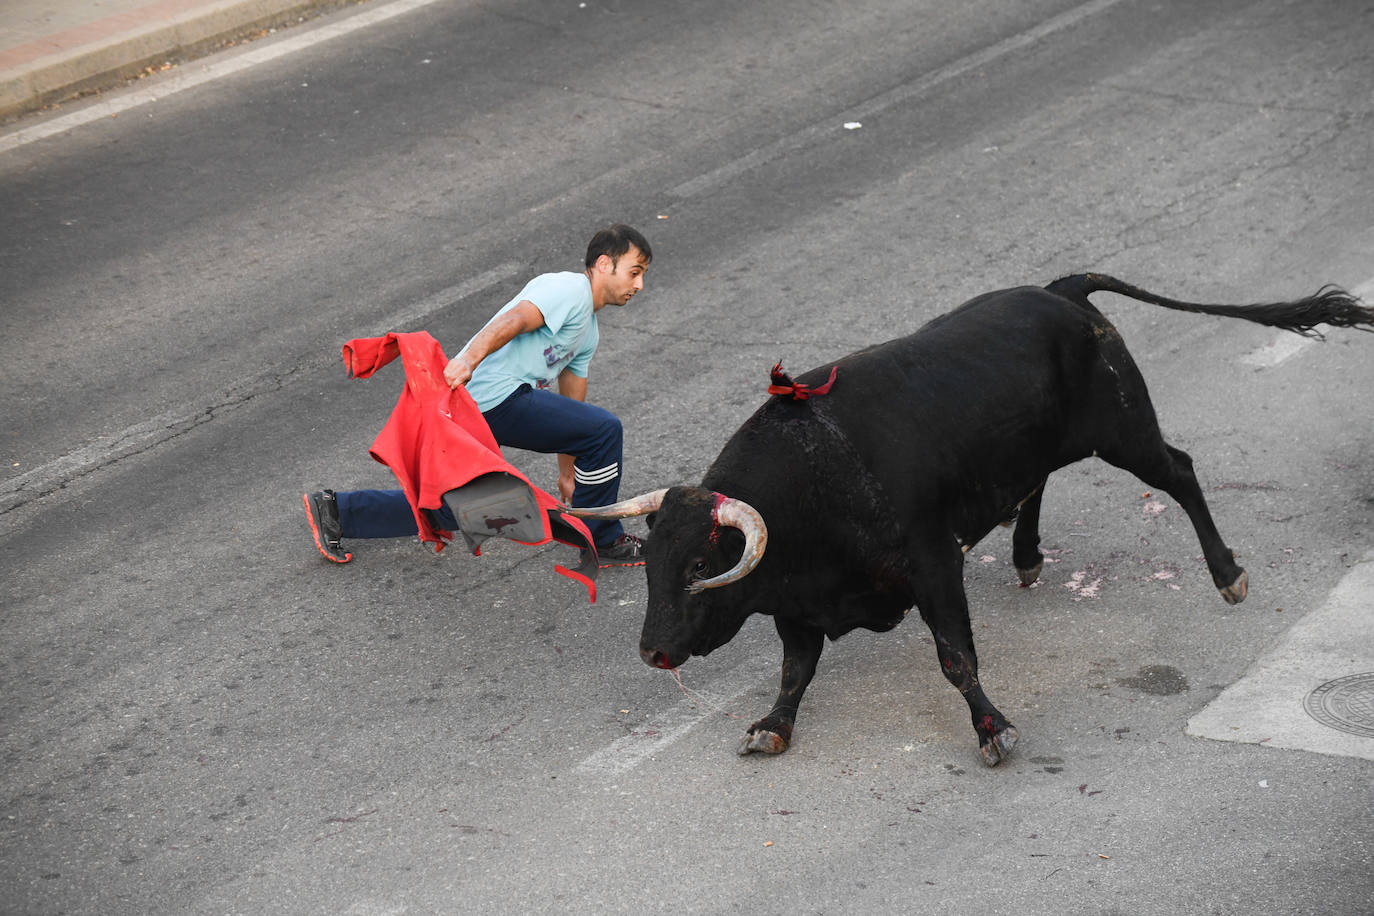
[343, 331, 598, 602]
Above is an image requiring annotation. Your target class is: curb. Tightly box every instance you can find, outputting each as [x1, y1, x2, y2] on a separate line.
[0, 0, 364, 122]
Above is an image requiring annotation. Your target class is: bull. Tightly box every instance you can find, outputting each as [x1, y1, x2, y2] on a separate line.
[571, 274, 1372, 766]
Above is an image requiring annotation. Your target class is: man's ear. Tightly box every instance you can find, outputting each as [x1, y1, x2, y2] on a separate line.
[595, 253, 615, 274]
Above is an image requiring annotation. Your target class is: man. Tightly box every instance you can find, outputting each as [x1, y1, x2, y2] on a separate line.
[303, 224, 652, 567]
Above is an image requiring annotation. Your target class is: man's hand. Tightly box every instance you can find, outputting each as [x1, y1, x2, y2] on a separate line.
[444, 354, 476, 389]
[557, 453, 577, 504]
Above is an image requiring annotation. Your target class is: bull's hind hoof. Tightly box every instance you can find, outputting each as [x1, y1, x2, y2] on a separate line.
[738, 730, 789, 755]
[1219, 569, 1248, 605]
[979, 725, 1019, 767]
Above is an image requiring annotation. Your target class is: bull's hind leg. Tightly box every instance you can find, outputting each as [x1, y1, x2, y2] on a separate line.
[1103, 441, 1247, 604]
[1088, 329, 1247, 603]
[1011, 480, 1048, 585]
[914, 545, 1018, 766]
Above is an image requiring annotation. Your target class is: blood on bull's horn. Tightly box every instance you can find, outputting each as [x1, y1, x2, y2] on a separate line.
[697, 495, 768, 592]
[566, 488, 769, 591]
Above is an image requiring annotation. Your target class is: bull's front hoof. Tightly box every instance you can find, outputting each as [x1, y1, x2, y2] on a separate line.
[979, 725, 1019, 767]
[738, 729, 789, 756]
[1016, 561, 1044, 587]
[1219, 569, 1248, 605]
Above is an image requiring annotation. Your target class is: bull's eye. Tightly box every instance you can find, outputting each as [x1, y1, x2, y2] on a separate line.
[690, 559, 709, 580]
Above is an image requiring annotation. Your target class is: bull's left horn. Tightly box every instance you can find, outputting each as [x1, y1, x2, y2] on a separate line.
[690, 496, 768, 593]
[563, 489, 667, 519]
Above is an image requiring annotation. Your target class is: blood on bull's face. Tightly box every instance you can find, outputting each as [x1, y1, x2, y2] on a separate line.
[569, 486, 769, 670]
[640, 487, 757, 668]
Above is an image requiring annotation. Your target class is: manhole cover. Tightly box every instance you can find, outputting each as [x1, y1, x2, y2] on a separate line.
[1303, 672, 1374, 738]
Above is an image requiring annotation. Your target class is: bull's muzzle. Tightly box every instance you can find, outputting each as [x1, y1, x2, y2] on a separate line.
[639, 646, 678, 669]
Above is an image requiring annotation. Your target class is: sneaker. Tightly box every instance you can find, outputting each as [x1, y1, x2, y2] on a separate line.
[586, 533, 645, 568]
[303, 490, 352, 563]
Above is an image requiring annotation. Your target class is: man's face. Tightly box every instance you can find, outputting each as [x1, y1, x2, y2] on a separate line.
[600, 245, 649, 306]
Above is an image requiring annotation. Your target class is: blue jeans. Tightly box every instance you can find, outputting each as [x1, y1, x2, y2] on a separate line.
[335, 385, 626, 546]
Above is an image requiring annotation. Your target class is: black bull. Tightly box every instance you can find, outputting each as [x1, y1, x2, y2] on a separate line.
[572, 274, 1372, 766]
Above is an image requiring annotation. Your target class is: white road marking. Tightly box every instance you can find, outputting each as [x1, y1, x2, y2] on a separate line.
[0, 0, 450, 154]
[0, 261, 522, 514]
[574, 658, 773, 775]
[1238, 330, 1321, 368]
[377, 261, 524, 337]
[1239, 277, 1374, 368]
[1186, 549, 1374, 762]
[670, 0, 1130, 199]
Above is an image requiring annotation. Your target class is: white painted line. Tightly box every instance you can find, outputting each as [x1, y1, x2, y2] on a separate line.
[671, 0, 1128, 199]
[0, 0, 446, 154]
[575, 659, 773, 775]
[0, 261, 523, 514]
[1238, 329, 1321, 368]
[1186, 549, 1374, 762]
[375, 261, 524, 338]
[1239, 278, 1374, 368]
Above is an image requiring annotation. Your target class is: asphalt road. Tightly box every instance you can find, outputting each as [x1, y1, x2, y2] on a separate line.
[2, 0, 1372, 913]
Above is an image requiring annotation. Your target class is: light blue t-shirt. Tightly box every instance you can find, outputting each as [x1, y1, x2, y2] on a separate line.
[465, 271, 600, 412]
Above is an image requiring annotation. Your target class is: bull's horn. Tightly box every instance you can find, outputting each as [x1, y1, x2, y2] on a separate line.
[564, 489, 667, 519]
[690, 496, 768, 593]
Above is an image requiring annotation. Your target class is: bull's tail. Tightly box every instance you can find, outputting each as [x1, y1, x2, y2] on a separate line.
[1046, 272, 1373, 339]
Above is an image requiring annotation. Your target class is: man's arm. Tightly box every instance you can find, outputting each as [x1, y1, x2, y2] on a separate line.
[557, 369, 587, 403]
[555, 369, 588, 503]
[444, 300, 544, 389]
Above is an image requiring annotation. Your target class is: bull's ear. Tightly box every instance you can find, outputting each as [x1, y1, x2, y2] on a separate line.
[646, 512, 658, 530]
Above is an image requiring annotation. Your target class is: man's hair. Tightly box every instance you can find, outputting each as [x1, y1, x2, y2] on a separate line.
[585, 224, 652, 269]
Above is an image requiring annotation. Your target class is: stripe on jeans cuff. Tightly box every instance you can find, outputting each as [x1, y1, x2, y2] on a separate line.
[575, 463, 619, 485]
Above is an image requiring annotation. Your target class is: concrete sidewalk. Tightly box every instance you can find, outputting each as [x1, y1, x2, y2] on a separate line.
[0, 0, 366, 121]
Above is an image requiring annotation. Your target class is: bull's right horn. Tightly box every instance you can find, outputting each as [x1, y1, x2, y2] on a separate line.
[563, 489, 666, 519]
[690, 495, 768, 593]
